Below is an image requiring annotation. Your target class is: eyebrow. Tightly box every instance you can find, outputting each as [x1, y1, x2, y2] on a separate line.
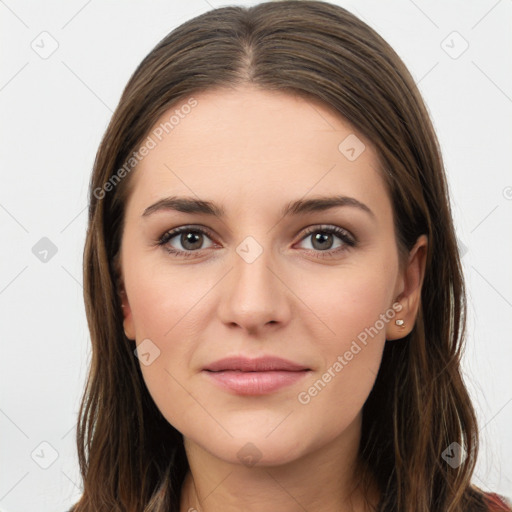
[142, 195, 375, 220]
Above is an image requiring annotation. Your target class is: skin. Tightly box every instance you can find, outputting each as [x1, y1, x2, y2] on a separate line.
[119, 84, 428, 512]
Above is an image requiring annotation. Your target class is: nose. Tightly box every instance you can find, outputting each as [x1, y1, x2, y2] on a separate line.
[216, 239, 292, 335]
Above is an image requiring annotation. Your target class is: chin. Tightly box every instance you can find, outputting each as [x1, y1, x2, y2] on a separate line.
[182, 419, 309, 468]
[220, 435, 306, 468]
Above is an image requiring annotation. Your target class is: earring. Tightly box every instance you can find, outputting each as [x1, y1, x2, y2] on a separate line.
[395, 319, 405, 327]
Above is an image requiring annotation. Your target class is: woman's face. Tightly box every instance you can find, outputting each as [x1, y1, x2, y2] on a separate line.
[119, 85, 416, 467]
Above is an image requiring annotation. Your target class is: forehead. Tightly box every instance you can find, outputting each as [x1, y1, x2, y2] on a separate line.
[126, 85, 389, 217]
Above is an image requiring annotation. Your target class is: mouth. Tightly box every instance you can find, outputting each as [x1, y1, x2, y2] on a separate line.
[202, 355, 311, 395]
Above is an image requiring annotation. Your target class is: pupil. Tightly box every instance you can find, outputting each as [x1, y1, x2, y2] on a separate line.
[183, 232, 202, 250]
[313, 232, 332, 250]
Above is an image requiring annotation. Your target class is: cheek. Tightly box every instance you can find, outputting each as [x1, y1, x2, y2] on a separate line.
[291, 261, 394, 425]
[125, 256, 209, 339]
[294, 258, 395, 346]
[123, 260, 218, 427]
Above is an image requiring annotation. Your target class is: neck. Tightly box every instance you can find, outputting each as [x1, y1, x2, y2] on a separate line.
[179, 413, 380, 512]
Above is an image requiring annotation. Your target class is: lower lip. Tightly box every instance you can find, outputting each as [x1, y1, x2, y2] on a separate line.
[203, 370, 310, 395]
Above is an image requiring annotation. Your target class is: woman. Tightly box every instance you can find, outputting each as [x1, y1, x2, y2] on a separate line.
[70, 1, 511, 511]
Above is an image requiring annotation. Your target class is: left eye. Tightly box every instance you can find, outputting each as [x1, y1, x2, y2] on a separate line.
[301, 226, 356, 258]
[296, 226, 355, 252]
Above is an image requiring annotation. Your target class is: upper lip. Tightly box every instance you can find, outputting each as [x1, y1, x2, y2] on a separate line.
[203, 356, 310, 372]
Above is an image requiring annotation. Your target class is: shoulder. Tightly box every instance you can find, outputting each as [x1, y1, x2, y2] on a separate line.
[482, 492, 512, 511]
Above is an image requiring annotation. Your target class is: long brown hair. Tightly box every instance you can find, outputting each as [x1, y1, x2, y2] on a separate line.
[71, 1, 503, 511]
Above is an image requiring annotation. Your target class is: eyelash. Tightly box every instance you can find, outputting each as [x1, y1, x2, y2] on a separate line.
[157, 224, 357, 260]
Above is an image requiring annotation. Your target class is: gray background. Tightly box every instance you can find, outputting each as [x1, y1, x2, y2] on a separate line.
[1, 0, 511, 510]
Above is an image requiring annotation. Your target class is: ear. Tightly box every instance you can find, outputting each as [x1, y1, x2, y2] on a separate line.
[120, 287, 136, 341]
[386, 234, 428, 341]
[114, 253, 136, 341]
[118, 279, 135, 340]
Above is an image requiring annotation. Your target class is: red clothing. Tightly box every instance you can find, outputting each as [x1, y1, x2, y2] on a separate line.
[484, 492, 512, 511]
